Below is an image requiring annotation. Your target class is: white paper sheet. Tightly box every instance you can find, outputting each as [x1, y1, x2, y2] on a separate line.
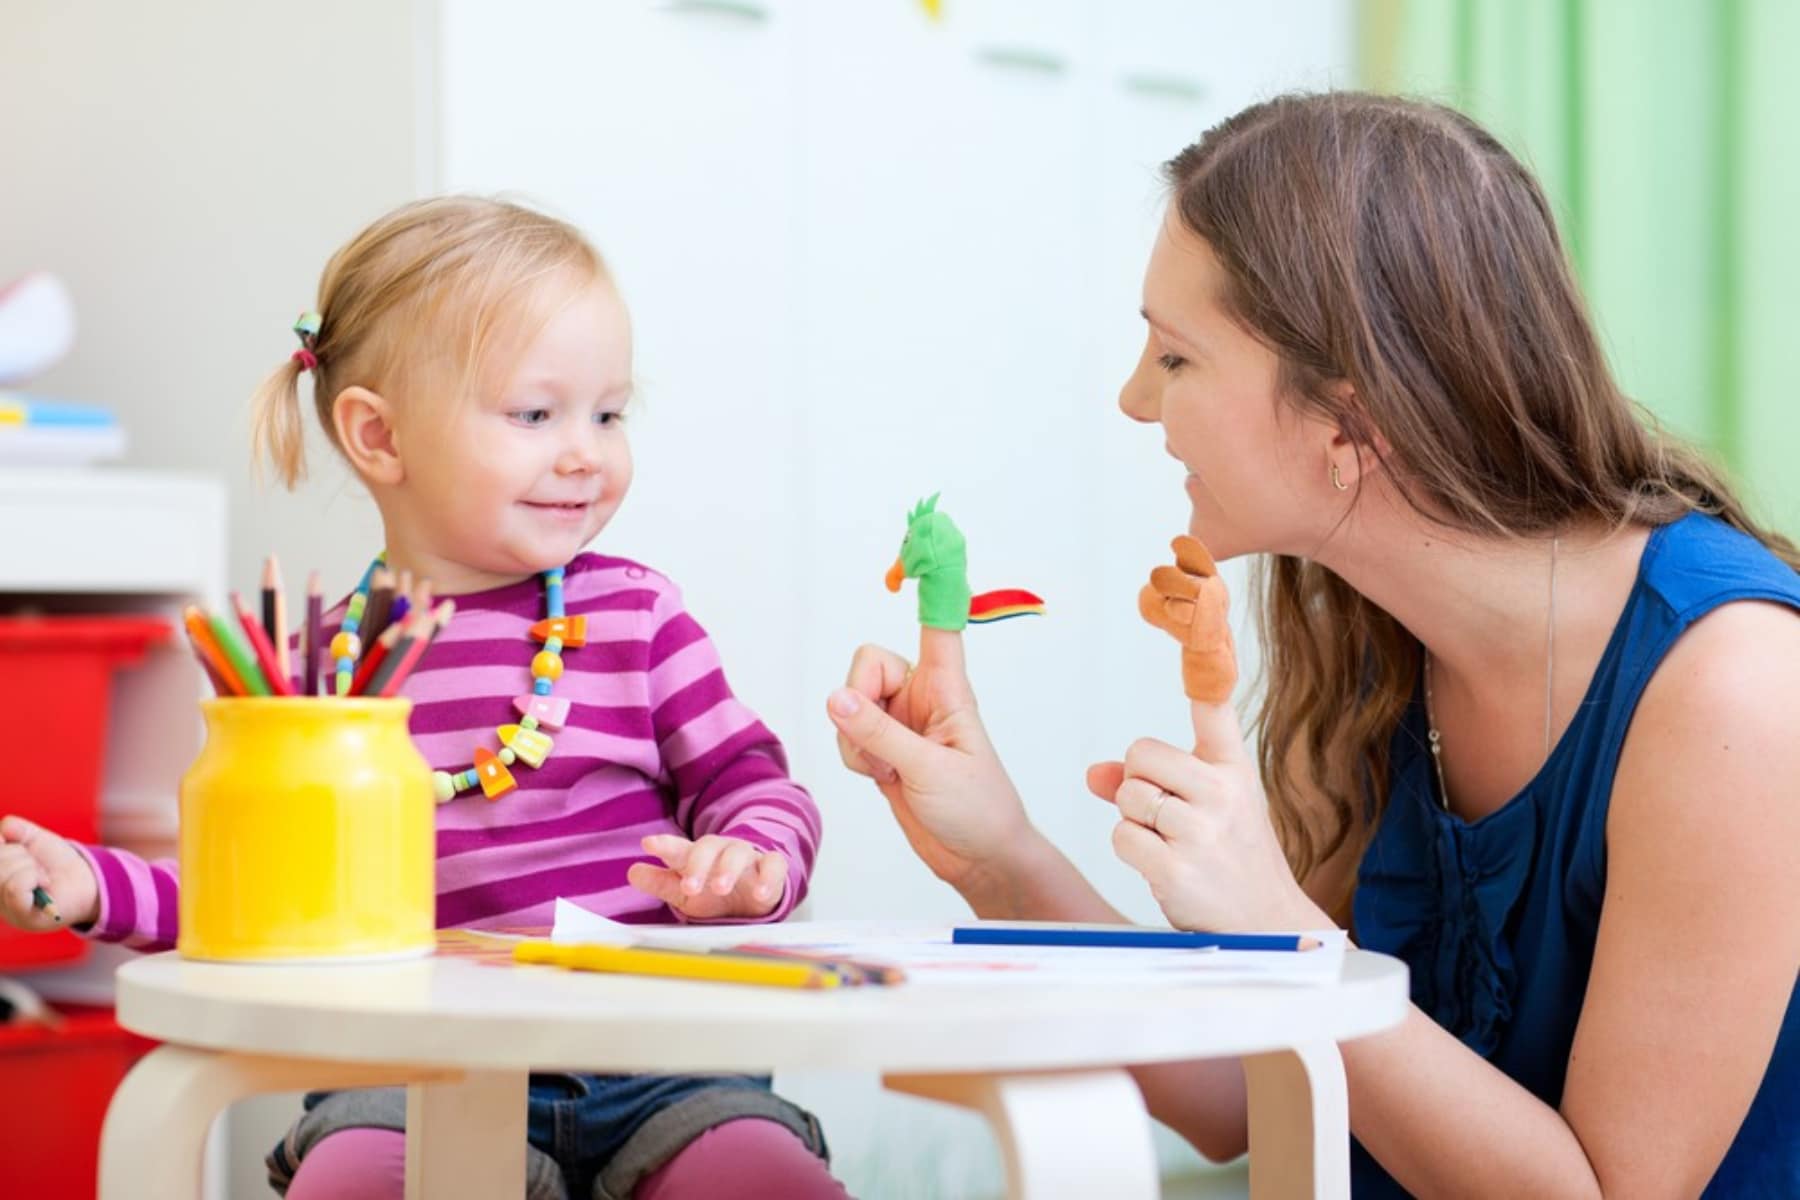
[548, 900, 1346, 987]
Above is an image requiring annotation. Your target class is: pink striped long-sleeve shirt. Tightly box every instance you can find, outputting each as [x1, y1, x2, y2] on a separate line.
[76, 554, 821, 951]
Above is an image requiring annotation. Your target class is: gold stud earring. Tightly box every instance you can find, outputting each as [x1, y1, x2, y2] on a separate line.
[1331, 463, 1349, 491]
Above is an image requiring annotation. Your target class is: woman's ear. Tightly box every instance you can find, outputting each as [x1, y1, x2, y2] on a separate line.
[1323, 379, 1389, 489]
[332, 386, 404, 486]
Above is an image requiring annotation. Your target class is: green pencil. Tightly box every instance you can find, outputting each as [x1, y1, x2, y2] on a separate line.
[207, 610, 271, 696]
[31, 885, 61, 923]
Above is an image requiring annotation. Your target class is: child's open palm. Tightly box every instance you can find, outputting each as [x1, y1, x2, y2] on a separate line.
[627, 833, 789, 920]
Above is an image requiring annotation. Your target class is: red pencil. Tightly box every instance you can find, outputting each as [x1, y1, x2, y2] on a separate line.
[348, 620, 404, 697]
[231, 592, 296, 696]
[373, 600, 454, 698]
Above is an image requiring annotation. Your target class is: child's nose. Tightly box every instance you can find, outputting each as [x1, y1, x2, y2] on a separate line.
[556, 434, 603, 474]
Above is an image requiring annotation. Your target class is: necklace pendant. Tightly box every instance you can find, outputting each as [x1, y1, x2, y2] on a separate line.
[530, 616, 587, 647]
[513, 694, 570, 731]
[473, 746, 518, 800]
[498, 723, 554, 768]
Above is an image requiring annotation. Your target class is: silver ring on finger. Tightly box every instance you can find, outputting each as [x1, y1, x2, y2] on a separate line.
[1147, 788, 1172, 834]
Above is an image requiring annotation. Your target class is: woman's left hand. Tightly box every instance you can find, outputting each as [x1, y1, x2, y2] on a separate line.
[1087, 708, 1328, 933]
[628, 834, 789, 920]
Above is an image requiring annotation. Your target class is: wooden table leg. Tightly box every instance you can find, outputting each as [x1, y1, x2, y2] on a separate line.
[404, 1069, 529, 1200]
[1243, 1041, 1349, 1199]
[885, 1068, 1159, 1199]
[100, 1045, 451, 1200]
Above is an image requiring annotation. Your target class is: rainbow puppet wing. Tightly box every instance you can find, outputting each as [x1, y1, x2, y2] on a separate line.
[968, 588, 1046, 624]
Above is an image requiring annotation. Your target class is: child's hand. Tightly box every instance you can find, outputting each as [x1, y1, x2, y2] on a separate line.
[0, 815, 101, 931]
[627, 834, 789, 920]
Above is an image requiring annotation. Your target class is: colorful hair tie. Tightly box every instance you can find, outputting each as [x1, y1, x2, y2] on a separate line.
[292, 348, 319, 370]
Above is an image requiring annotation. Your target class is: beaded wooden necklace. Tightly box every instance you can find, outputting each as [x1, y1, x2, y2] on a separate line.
[335, 553, 583, 804]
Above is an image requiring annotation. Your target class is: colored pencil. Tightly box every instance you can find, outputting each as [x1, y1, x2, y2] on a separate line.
[372, 600, 453, 698]
[207, 610, 271, 697]
[232, 592, 296, 696]
[360, 566, 396, 650]
[347, 620, 404, 697]
[266, 556, 291, 685]
[183, 605, 247, 696]
[181, 613, 235, 695]
[726, 944, 906, 985]
[514, 940, 842, 989]
[363, 609, 427, 698]
[303, 571, 324, 696]
[31, 885, 61, 924]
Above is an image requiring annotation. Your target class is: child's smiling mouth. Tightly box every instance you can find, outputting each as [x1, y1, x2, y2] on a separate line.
[522, 499, 595, 521]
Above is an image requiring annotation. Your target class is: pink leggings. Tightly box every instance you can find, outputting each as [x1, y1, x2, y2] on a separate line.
[284, 1117, 846, 1200]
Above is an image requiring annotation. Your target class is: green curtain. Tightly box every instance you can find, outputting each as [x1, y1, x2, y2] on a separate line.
[1361, 0, 1799, 536]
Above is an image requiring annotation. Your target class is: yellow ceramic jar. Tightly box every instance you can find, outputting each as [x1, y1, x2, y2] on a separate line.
[178, 697, 435, 962]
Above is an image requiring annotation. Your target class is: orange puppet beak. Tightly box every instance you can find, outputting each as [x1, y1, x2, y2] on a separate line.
[885, 557, 905, 593]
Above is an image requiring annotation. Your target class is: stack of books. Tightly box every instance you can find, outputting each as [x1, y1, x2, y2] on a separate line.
[0, 394, 125, 465]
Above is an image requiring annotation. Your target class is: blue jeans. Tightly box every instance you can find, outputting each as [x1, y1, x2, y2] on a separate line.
[268, 1072, 829, 1199]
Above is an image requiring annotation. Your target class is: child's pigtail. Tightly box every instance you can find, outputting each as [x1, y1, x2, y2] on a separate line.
[250, 311, 322, 490]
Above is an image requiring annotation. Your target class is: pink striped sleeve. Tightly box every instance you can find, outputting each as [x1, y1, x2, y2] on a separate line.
[72, 843, 180, 952]
[645, 583, 822, 920]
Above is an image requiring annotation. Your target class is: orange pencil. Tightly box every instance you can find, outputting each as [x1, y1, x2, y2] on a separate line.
[182, 605, 247, 696]
[181, 619, 233, 696]
[231, 592, 296, 696]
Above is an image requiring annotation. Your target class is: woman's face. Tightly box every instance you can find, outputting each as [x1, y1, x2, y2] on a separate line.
[1119, 208, 1338, 561]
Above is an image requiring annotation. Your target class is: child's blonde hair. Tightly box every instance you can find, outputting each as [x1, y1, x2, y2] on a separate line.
[252, 195, 607, 488]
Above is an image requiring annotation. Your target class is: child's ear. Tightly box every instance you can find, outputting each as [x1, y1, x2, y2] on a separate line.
[332, 386, 404, 486]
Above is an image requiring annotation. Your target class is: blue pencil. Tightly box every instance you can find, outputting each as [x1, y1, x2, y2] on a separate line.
[951, 926, 1320, 952]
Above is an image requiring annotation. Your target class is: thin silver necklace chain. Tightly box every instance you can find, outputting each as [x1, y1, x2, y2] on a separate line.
[1424, 536, 1558, 812]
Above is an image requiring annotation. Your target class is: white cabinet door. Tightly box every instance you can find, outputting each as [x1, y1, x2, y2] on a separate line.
[439, 0, 808, 719]
[790, 0, 1107, 909]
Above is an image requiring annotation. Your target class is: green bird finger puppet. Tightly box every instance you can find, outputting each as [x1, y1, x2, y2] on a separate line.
[886, 494, 1044, 630]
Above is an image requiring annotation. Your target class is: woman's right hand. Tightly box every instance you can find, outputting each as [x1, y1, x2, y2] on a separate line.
[828, 628, 1037, 894]
[0, 815, 100, 931]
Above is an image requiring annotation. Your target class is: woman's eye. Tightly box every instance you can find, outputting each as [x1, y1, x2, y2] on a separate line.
[511, 408, 552, 427]
[1157, 353, 1186, 374]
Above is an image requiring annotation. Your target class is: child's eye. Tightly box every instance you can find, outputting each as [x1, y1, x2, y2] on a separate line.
[511, 409, 553, 427]
[595, 410, 625, 427]
[1157, 353, 1186, 374]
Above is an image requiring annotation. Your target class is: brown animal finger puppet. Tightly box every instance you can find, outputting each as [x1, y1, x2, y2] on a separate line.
[1137, 535, 1238, 704]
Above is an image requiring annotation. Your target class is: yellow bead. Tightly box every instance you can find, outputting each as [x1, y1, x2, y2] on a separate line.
[330, 631, 361, 660]
[531, 651, 563, 682]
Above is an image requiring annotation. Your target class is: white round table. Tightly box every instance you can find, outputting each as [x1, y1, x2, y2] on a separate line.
[102, 940, 1407, 1199]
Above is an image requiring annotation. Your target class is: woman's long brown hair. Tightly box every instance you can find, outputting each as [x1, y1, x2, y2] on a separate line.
[1164, 93, 1798, 895]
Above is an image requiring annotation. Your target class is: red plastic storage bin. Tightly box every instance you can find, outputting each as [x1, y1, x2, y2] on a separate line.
[0, 1004, 157, 1198]
[0, 615, 170, 968]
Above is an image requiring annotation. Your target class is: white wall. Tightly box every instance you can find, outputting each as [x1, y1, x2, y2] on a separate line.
[439, 2, 1353, 1194]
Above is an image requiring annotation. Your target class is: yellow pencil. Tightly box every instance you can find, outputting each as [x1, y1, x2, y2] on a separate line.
[513, 940, 842, 990]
